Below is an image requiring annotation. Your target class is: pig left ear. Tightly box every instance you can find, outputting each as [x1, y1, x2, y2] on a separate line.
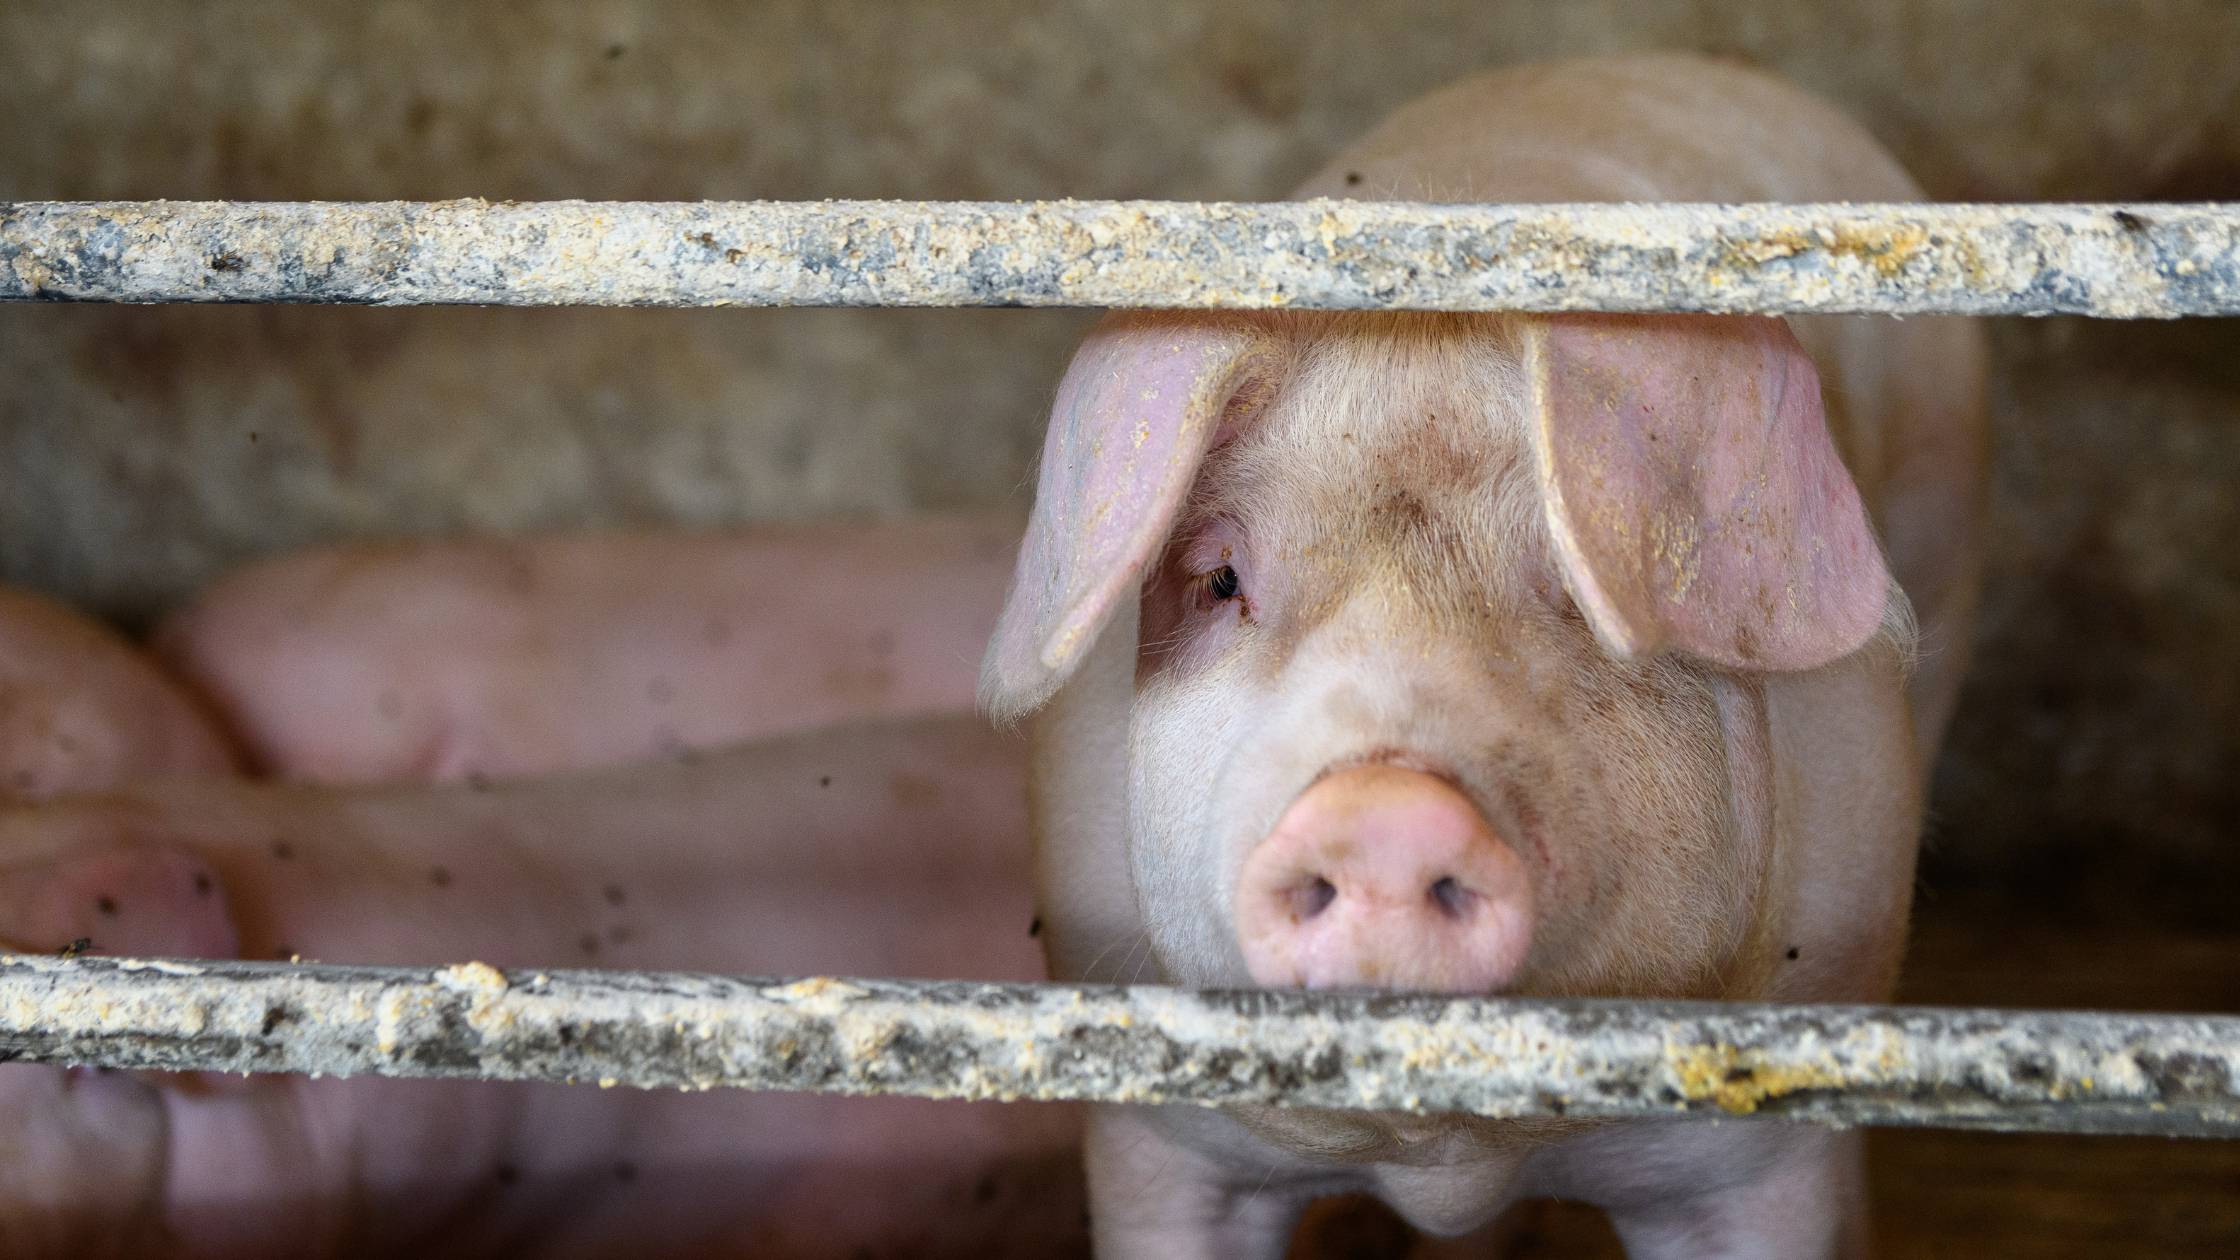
[1524, 313, 1890, 671]
[980, 312, 1282, 723]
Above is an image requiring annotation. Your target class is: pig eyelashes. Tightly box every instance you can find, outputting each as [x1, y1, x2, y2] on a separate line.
[1192, 564, 1245, 612]
[1173, 520, 1253, 619]
[1137, 560, 1249, 667]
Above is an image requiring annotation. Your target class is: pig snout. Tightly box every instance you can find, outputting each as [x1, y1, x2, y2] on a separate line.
[1233, 766, 1533, 992]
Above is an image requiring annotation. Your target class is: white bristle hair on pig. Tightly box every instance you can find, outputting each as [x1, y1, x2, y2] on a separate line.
[980, 52, 1986, 1260]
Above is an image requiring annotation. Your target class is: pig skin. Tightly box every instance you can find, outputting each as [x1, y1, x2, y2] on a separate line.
[993, 53, 1985, 1259]
[0, 588, 238, 800]
[155, 513, 1021, 786]
[3, 544, 1080, 1256]
[0, 716, 1079, 1259]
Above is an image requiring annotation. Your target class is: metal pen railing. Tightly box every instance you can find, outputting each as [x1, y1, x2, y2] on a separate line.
[4, 197, 2236, 1138]
[4, 199, 2235, 315]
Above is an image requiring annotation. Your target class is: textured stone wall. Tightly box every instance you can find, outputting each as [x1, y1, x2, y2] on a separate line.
[2, 0, 2236, 879]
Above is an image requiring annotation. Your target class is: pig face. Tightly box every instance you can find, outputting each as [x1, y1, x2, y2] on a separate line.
[986, 310, 1898, 1003]
[1128, 315, 1742, 997]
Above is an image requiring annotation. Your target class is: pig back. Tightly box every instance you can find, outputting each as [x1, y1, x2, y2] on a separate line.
[1292, 52, 1988, 760]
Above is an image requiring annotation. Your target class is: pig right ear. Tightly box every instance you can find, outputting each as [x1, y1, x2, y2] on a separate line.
[980, 313, 1281, 722]
[1523, 313, 1890, 672]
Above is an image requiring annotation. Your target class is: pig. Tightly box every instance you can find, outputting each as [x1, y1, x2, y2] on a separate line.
[0, 587, 238, 799]
[981, 53, 1986, 1258]
[1, 717, 1077, 1260]
[156, 513, 1020, 785]
[0, 565, 1081, 1258]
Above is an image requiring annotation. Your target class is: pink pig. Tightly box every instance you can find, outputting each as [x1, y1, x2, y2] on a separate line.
[982, 54, 1985, 1258]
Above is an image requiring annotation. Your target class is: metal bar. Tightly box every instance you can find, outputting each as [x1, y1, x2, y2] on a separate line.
[2, 200, 2235, 316]
[4, 953, 2236, 1137]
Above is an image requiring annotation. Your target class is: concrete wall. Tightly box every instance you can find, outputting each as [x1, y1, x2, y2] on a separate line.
[3, 0, 2237, 883]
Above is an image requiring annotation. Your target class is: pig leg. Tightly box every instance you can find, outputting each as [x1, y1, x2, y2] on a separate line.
[1584, 1127, 1866, 1260]
[1081, 1106, 1319, 1260]
[154, 513, 1021, 785]
[0, 715, 1081, 1259]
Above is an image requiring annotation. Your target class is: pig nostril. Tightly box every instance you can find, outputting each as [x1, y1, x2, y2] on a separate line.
[1428, 876, 1474, 919]
[1292, 877, 1338, 921]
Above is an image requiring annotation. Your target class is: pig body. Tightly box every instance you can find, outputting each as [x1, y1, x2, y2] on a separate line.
[0, 588, 237, 799]
[157, 513, 1020, 785]
[1, 527, 1076, 1257]
[986, 54, 1984, 1258]
[1, 718, 1075, 1260]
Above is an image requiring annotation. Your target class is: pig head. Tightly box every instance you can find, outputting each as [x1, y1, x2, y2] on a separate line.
[983, 308, 1918, 1012]
[977, 51, 1976, 1258]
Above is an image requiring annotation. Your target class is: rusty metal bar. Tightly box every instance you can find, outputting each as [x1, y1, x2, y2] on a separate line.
[4, 952, 2236, 1136]
[1, 199, 2235, 316]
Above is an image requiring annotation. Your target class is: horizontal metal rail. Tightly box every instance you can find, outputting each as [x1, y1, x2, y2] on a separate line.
[2, 200, 2235, 316]
[3, 953, 2236, 1137]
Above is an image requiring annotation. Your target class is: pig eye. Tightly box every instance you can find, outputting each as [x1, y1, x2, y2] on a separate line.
[1188, 563, 1245, 613]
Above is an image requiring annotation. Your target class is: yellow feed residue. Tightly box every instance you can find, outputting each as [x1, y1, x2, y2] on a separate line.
[1667, 1041, 1853, 1116]
[1726, 222, 1931, 279]
[438, 961, 509, 994]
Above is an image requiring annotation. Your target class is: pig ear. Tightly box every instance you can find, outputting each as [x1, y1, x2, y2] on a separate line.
[981, 313, 1280, 721]
[1524, 314, 1890, 672]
